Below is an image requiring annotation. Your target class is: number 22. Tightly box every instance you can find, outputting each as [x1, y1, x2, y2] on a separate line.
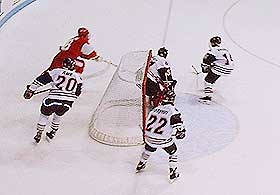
[146, 115, 167, 134]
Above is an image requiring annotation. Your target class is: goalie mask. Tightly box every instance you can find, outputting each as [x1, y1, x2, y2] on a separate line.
[210, 36, 221, 47]
[162, 90, 176, 104]
[63, 58, 76, 71]
[158, 47, 168, 58]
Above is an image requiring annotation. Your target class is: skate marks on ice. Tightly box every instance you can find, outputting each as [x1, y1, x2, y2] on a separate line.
[223, 0, 280, 69]
[153, 92, 239, 162]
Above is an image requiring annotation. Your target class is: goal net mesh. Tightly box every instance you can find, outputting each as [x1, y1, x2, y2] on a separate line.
[89, 50, 152, 146]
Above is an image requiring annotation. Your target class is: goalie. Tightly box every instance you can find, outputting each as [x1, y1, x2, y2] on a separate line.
[146, 47, 177, 108]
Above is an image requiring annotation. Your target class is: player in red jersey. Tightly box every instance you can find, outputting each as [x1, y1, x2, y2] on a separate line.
[47, 27, 102, 74]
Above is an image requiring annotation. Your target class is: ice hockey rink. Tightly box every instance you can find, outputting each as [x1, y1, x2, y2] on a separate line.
[1, 0, 280, 194]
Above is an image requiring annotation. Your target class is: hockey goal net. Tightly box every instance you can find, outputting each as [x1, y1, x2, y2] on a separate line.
[89, 50, 152, 146]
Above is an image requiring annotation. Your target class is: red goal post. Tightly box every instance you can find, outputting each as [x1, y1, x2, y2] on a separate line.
[89, 50, 152, 146]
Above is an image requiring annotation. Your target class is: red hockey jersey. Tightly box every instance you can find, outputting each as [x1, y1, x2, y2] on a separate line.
[48, 36, 97, 74]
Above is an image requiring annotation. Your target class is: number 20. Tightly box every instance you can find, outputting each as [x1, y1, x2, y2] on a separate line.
[56, 75, 77, 91]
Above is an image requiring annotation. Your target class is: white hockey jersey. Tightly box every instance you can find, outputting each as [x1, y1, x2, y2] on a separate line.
[145, 103, 184, 148]
[30, 68, 83, 102]
[208, 46, 234, 76]
[148, 55, 172, 82]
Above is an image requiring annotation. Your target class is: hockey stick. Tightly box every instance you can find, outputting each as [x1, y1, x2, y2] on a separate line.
[25, 84, 50, 96]
[101, 59, 118, 67]
[92, 57, 118, 67]
[34, 88, 50, 95]
[191, 65, 201, 75]
[31, 58, 118, 95]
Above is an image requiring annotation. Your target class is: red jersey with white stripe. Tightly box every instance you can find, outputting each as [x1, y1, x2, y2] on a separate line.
[48, 36, 97, 74]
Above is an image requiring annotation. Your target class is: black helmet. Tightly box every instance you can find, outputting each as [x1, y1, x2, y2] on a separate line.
[210, 36, 221, 47]
[63, 58, 76, 71]
[78, 27, 89, 37]
[157, 47, 168, 58]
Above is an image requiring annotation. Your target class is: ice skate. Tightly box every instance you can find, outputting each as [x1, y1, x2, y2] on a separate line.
[136, 161, 147, 173]
[199, 96, 211, 104]
[34, 130, 43, 143]
[46, 130, 56, 142]
[169, 167, 179, 183]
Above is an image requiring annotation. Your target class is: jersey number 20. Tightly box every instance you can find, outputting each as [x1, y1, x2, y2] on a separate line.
[56, 75, 77, 91]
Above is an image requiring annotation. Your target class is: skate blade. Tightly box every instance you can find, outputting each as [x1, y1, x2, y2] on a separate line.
[45, 135, 54, 143]
[169, 175, 179, 183]
[45, 135, 53, 143]
[198, 99, 211, 105]
[33, 140, 40, 145]
[33, 137, 41, 145]
[135, 169, 145, 173]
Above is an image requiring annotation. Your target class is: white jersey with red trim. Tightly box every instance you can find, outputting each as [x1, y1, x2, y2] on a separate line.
[208, 46, 234, 76]
[148, 55, 172, 82]
[145, 103, 184, 148]
[30, 68, 83, 102]
[47, 69, 83, 102]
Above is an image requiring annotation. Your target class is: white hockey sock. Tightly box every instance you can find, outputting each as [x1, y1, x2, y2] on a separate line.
[36, 114, 49, 132]
[169, 152, 178, 169]
[51, 114, 61, 132]
[204, 81, 214, 97]
[140, 149, 153, 163]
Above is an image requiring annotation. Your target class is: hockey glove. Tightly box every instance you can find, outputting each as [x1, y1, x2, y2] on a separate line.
[23, 88, 34, 99]
[175, 128, 186, 139]
[201, 63, 210, 73]
[170, 79, 177, 90]
[75, 83, 82, 96]
[92, 55, 103, 62]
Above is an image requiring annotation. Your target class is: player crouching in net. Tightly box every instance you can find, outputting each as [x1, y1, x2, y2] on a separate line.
[136, 90, 186, 183]
[146, 47, 177, 110]
[23, 58, 83, 143]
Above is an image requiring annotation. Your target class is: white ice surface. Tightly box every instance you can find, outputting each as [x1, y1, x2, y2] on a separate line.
[0, 0, 280, 195]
